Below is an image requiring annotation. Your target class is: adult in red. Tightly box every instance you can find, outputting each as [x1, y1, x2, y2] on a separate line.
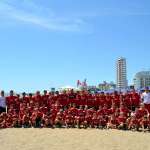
[117, 112, 127, 130]
[131, 89, 140, 111]
[123, 91, 132, 110]
[34, 91, 42, 106]
[42, 90, 49, 105]
[135, 103, 149, 119]
[99, 92, 106, 107]
[112, 91, 120, 108]
[6, 90, 18, 109]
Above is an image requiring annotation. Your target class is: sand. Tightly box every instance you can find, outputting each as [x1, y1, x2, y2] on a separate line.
[0, 129, 150, 150]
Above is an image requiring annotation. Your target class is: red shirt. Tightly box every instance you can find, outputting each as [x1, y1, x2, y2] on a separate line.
[117, 116, 127, 124]
[77, 109, 86, 117]
[42, 95, 49, 105]
[22, 96, 29, 104]
[85, 115, 92, 122]
[140, 119, 150, 126]
[99, 95, 106, 107]
[112, 95, 120, 107]
[60, 94, 68, 106]
[102, 108, 109, 116]
[6, 96, 18, 107]
[109, 108, 116, 115]
[130, 118, 139, 125]
[68, 107, 78, 117]
[80, 95, 87, 106]
[87, 109, 96, 116]
[97, 109, 104, 116]
[106, 95, 112, 108]
[34, 95, 42, 104]
[136, 109, 148, 119]
[124, 94, 132, 107]
[131, 93, 140, 107]
[119, 107, 130, 116]
[87, 95, 94, 107]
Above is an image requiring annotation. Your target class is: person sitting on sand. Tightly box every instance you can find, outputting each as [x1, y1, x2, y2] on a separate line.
[127, 114, 139, 131]
[22, 112, 32, 128]
[135, 103, 149, 119]
[98, 115, 107, 129]
[107, 114, 118, 129]
[140, 116, 150, 132]
[117, 112, 127, 130]
[83, 111, 92, 129]
[91, 112, 99, 128]
[65, 113, 74, 128]
[75, 106, 86, 129]
[55, 111, 64, 128]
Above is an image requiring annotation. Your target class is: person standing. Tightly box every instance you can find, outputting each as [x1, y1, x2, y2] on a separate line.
[141, 87, 150, 113]
[0, 91, 6, 113]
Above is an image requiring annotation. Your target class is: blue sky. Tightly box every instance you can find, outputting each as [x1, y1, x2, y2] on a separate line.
[0, 0, 150, 92]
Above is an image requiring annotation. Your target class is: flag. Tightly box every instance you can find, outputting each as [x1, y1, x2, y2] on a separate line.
[77, 80, 81, 87]
[82, 79, 87, 87]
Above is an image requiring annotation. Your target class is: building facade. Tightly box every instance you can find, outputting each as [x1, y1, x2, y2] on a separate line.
[98, 81, 116, 91]
[133, 71, 150, 89]
[116, 57, 128, 89]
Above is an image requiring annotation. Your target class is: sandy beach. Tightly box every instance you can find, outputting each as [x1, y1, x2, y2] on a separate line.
[0, 129, 150, 150]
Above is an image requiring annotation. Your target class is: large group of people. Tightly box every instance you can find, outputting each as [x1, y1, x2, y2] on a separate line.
[0, 88, 150, 132]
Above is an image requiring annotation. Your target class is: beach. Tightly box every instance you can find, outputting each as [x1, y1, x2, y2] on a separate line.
[0, 129, 150, 150]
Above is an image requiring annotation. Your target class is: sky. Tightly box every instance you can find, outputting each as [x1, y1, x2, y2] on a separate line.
[0, 0, 150, 92]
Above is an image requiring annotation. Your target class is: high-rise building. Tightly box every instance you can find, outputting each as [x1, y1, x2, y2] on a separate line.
[116, 57, 127, 89]
[133, 71, 150, 89]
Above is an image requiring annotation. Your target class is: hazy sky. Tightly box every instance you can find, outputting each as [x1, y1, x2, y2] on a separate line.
[0, 0, 150, 92]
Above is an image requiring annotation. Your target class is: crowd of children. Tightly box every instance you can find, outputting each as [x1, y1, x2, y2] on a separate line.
[0, 89, 150, 132]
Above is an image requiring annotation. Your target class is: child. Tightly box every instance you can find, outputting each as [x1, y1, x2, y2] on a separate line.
[65, 114, 74, 128]
[117, 112, 127, 130]
[128, 115, 139, 131]
[55, 112, 64, 128]
[140, 116, 150, 132]
[107, 114, 118, 129]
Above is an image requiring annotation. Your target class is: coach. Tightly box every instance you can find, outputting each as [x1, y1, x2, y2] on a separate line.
[0, 91, 6, 113]
[141, 87, 150, 113]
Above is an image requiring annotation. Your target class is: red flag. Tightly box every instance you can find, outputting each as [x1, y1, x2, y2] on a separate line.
[82, 79, 87, 87]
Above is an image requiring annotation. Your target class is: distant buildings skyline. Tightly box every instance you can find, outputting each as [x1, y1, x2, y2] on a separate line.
[133, 71, 150, 89]
[75, 56, 150, 91]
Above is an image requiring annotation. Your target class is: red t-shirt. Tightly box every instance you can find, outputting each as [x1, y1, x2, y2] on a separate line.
[124, 94, 132, 107]
[42, 95, 49, 105]
[99, 95, 106, 107]
[6, 96, 18, 107]
[34, 95, 42, 104]
[87, 95, 94, 107]
[136, 109, 148, 119]
[131, 93, 140, 107]
[68, 107, 78, 117]
[77, 109, 86, 117]
[117, 116, 127, 124]
[97, 109, 104, 116]
[130, 118, 139, 125]
[119, 107, 130, 116]
[109, 108, 116, 115]
[59, 94, 68, 106]
[112, 95, 120, 107]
